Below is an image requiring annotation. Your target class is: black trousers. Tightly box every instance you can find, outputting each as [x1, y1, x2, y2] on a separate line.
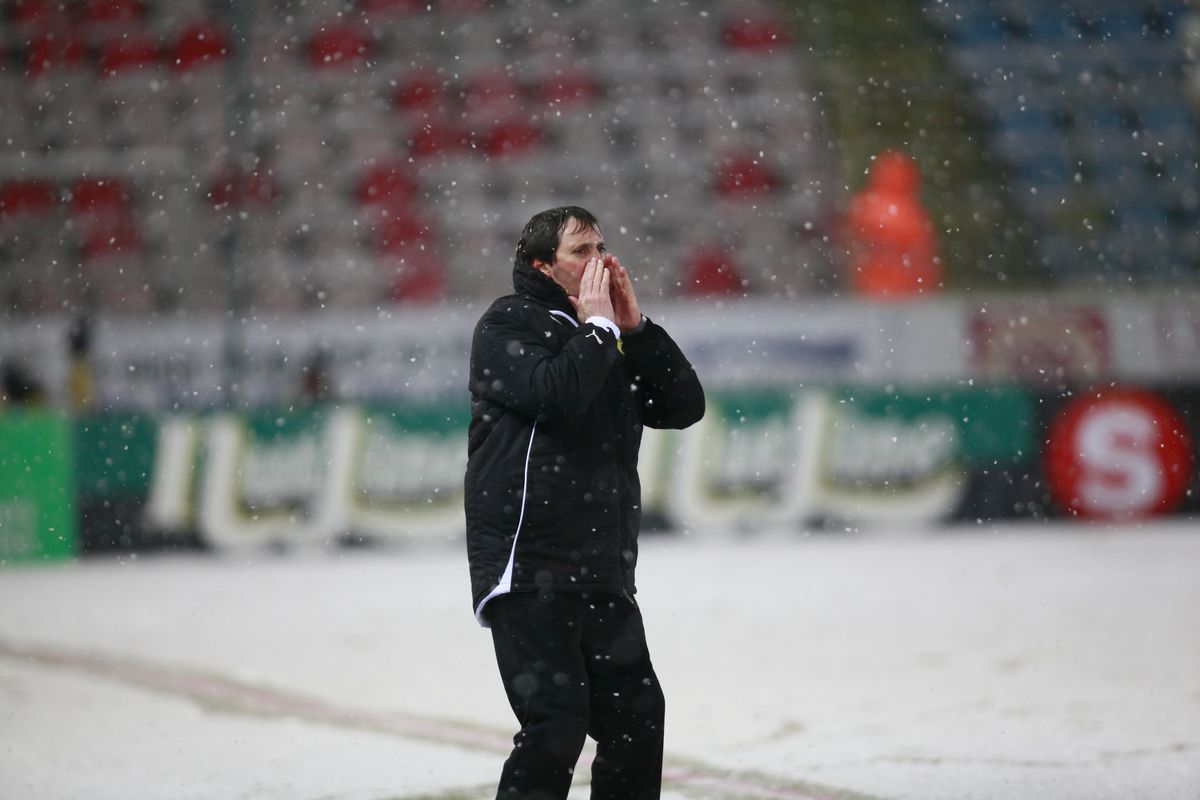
[487, 590, 666, 800]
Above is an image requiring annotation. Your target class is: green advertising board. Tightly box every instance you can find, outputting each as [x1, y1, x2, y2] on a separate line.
[0, 410, 78, 564]
[65, 385, 1041, 551]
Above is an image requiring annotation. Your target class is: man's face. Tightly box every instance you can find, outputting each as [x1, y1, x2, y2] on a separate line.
[534, 217, 606, 297]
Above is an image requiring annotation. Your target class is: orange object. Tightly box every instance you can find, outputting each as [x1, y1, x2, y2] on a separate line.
[845, 150, 941, 299]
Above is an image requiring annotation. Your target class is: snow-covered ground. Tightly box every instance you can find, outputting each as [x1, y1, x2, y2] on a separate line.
[2, 521, 1198, 800]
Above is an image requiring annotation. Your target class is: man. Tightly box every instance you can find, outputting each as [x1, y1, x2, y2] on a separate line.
[465, 206, 705, 799]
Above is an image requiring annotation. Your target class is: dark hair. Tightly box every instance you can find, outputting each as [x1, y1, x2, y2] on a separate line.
[514, 206, 600, 269]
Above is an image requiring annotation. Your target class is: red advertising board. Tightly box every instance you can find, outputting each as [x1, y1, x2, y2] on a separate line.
[1043, 388, 1194, 520]
[969, 304, 1112, 384]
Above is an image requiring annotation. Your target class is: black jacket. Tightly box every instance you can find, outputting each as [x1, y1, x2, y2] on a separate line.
[465, 262, 705, 625]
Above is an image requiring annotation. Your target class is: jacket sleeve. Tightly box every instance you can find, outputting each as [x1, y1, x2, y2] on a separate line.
[620, 317, 705, 429]
[470, 305, 619, 424]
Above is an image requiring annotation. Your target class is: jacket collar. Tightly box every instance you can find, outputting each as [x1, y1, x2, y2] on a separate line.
[512, 261, 573, 314]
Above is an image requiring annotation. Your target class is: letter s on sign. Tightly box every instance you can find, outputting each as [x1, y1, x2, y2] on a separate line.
[1044, 388, 1194, 520]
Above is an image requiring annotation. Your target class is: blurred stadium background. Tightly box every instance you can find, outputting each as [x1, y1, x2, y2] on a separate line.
[1, 0, 1199, 559]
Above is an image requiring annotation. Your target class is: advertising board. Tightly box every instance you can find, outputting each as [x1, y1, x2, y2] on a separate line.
[77, 385, 1036, 551]
[4, 293, 1196, 410]
[0, 411, 77, 563]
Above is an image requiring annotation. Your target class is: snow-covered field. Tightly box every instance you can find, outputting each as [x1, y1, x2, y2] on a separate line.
[2, 521, 1198, 800]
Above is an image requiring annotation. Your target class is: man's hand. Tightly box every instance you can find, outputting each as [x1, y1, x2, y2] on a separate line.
[605, 254, 643, 334]
[569, 257, 616, 323]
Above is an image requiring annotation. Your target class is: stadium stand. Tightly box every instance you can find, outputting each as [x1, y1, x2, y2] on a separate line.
[3, 0, 1196, 316]
[0, 0, 836, 316]
[925, 0, 1199, 285]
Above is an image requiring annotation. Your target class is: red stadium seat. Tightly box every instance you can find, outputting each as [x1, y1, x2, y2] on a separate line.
[713, 151, 780, 197]
[70, 177, 138, 263]
[81, 217, 141, 260]
[10, 0, 46, 24]
[70, 177, 131, 216]
[25, 31, 89, 77]
[171, 21, 229, 72]
[394, 69, 446, 114]
[98, 33, 161, 76]
[308, 23, 372, 69]
[9, 0, 74, 29]
[482, 118, 542, 159]
[0, 180, 57, 218]
[376, 212, 434, 253]
[83, 0, 144, 24]
[356, 163, 418, 208]
[682, 244, 747, 296]
[68, 177, 141, 265]
[721, 14, 792, 51]
[408, 118, 470, 159]
[357, 0, 426, 15]
[386, 247, 446, 303]
[462, 68, 522, 120]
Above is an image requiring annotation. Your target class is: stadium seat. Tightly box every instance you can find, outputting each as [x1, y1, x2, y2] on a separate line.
[461, 68, 524, 123]
[940, 12, 1008, 45]
[69, 177, 140, 263]
[171, 21, 229, 72]
[1081, 7, 1149, 42]
[98, 32, 161, 77]
[1138, 103, 1196, 145]
[481, 118, 543, 160]
[384, 246, 447, 304]
[681, 243, 747, 297]
[84, 0, 144, 24]
[357, 0, 427, 15]
[8, 0, 59, 28]
[81, 216, 142, 261]
[0, 180, 57, 219]
[71, 177, 131, 218]
[171, 23, 229, 154]
[721, 12, 793, 52]
[356, 162, 418, 209]
[308, 23, 372, 69]
[407, 118, 471, 160]
[713, 150, 780, 198]
[24, 30, 89, 77]
[393, 68, 448, 116]
[375, 210, 435, 254]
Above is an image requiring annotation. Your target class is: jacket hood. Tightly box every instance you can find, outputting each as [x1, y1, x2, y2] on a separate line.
[513, 261, 573, 313]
